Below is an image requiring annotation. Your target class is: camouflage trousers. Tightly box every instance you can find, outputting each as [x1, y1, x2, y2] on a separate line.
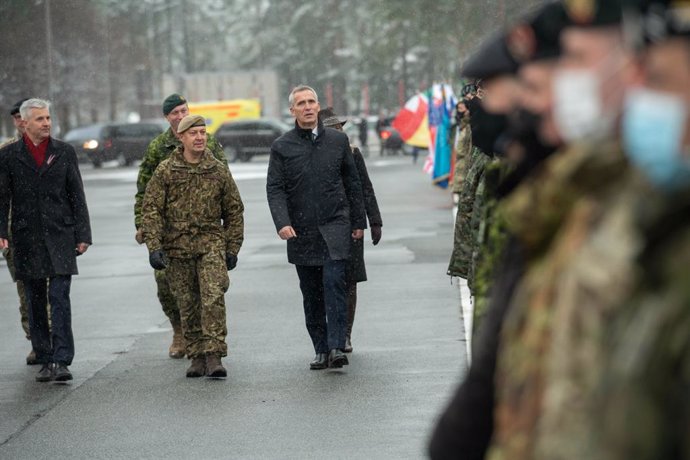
[167, 252, 229, 358]
[4, 247, 34, 340]
[154, 268, 180, 326]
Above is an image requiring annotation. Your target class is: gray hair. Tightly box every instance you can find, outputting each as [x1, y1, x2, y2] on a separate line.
[20, 98, 51, 120]
[288, 85, 318, 108]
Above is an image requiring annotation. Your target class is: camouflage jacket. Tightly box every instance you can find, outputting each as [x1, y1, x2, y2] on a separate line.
[447, 147, 490, 281]
[592, 187, 690, 460]
[451, 115, 472, 194]
[487, 141, 637, 460]
[134, 127, 226, 229]
[141, 147, 243, 258]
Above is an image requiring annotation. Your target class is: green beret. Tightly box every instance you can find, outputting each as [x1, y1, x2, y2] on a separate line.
[462, 33, 520, 79]
[162, 93, 187, 116]
[176, 114, 206, 134]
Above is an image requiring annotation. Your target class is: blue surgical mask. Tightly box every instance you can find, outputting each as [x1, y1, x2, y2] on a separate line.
[623, 88, 690, 192]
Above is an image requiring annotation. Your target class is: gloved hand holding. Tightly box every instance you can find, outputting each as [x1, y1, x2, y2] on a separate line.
[149, 250, 167, 270]
[371, 225, 382, 246]
[226, 254, 238, 271]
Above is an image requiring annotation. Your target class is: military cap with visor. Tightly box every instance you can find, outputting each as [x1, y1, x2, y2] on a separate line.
[176, 114, 206, 134]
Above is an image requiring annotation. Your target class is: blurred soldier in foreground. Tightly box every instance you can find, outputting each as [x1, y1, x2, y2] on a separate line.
[141, 115, 244, 378]
[134, 94, 227, 359]
[267, 86, 366, 370]
[318, 107, 382, 354]
[591, 1, 690, 458]
[0, 98, 91, 382]
[1, 98, 43, 365]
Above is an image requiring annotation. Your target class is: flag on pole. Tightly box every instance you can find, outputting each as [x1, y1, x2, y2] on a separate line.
[424, 83, 457, 188]
[391, 93, 429, 148]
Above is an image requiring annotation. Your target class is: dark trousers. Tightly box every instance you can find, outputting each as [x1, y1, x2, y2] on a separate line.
[295, 259, 347, 354]
[24, 275, 74, 365]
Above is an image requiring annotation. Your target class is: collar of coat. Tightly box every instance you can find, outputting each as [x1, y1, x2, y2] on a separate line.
[169, 147, 218, 171]
[16, 136, 63, 173]
[293, 119, 325, 141]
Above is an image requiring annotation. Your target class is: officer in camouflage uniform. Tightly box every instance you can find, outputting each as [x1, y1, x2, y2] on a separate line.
[134, 94, 227, 359]
[141, 114, 243, 379]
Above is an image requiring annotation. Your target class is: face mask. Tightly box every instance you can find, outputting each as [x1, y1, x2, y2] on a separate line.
[468, 99, 509, 155]
[623, 88, 690, 192]
[553, 69, 616, 142]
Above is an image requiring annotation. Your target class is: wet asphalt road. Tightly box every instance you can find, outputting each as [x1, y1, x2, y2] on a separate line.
[0, 153, 467, 459]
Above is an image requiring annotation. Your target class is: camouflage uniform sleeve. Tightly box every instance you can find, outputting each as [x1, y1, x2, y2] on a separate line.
[207, 134, 228, 166]
[141, 165, 167, 253]
[220, 167, 244, 256]
[135, 137, 164, 229]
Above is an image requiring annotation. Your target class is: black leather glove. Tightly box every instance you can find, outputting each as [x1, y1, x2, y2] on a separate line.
[149, 250, 167, 270]
[371, 225, 382, 246]
[226, 254, 238, 271]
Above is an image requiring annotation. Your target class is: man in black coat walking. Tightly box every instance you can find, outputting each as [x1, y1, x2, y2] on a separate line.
[267, 85, 366, 370]
[0, 98, 92, 382]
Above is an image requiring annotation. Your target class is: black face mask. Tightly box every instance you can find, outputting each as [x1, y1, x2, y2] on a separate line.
[467, 98, 509, 156]
[495, 109, 559, 198]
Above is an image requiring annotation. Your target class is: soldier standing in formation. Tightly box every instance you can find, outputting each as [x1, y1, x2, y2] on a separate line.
[141, 114, 244, 379]
[134, 94, 227, 359]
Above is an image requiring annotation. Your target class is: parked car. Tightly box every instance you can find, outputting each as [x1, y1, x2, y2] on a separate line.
[64, 122, 164, 167]
[214, 118, 290, 162]
[376, 116, 405, 155]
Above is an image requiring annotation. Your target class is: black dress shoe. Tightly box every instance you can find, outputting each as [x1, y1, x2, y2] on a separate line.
[36, 363, 54, 382]
[54, 364, 73, 382]
[309, 353, 328, 370]
[328, 349, 349, 368]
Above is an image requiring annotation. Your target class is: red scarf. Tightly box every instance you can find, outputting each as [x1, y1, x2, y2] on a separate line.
[23, 134, 50, 167]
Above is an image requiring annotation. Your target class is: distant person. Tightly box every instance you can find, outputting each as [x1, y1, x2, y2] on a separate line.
[0, 98, 92, 382]
[375, 111, 386, 156]
[141, 114, 244, 378]
[358, 116, 368, 154]
[319, 107, 382, 353]
[134, 94, 227, 360]
[267, 85, 366, 370]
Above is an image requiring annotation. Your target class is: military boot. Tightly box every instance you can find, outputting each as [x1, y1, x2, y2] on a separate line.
[185, 356, 206, 378]
[169, 323, 185, 359]
[205, 354, 227, 378]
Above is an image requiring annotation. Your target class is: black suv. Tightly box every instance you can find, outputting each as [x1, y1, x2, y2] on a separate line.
[214, 118, 289, 162]
[64, 122, 164, 167]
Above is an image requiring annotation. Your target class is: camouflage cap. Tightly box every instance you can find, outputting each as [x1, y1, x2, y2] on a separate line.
[10, 98, 29, 116]
[162, 93, 187, 116]
[176, 114, 206, 134]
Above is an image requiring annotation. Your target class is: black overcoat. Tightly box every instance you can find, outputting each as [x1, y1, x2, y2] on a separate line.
[0, 138, 92, 280]
[267, 122, 366, 266]
[347, 147, 382, 283]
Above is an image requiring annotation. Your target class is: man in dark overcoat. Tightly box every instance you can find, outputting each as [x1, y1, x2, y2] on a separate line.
[0, 98, 92, 383]
[267, 85, 366, 370]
